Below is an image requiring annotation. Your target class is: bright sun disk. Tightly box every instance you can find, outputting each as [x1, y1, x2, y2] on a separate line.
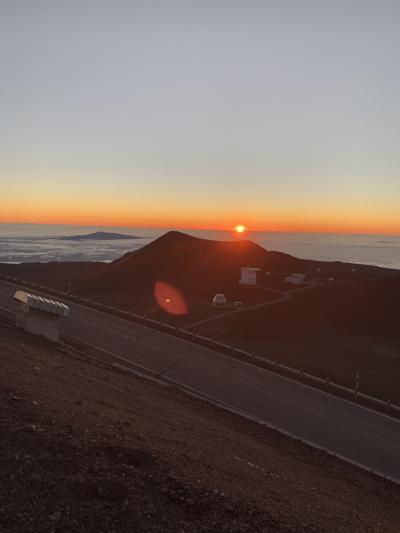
[235, 224, 246, 234]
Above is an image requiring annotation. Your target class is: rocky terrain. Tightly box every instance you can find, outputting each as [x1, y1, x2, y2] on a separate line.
[1, 318, 400, 532]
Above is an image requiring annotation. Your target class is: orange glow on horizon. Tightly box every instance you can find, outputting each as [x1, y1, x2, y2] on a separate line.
[1, 204, 400, 236]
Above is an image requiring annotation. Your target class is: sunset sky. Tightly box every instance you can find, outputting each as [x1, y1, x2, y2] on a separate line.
[1, 1, 399, 234]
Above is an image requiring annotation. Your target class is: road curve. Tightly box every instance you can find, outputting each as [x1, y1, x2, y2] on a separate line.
[185, 281, 325, 330]
[0, 279, 399, 482]
[185, 287, 290, 329]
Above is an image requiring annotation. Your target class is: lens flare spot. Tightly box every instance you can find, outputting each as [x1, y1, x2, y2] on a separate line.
[154, 281, 188, 315]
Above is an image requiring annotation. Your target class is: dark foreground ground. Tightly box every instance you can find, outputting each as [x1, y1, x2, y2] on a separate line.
[1, 319, 400, 532]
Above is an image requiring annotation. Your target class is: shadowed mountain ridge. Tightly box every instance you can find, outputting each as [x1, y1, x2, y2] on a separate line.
[76, 231, 392, 295]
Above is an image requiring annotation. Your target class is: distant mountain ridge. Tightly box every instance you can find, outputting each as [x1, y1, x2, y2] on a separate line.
[1, 230, 399, 337]
[76, 230, 393, 295]
[56, 231, 142, 241]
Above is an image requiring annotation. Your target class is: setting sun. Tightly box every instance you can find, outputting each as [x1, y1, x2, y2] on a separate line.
[235, 224, 246, 234]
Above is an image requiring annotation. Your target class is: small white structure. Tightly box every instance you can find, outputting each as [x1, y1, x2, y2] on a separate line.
[239, 267, 260, 286]
[284, 273, 306, 286]
[14, 290, 70, 342]
[212, 293, 227, 307]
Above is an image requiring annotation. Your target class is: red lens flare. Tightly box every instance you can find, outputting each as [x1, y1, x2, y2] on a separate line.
[154, 281, 188, 315]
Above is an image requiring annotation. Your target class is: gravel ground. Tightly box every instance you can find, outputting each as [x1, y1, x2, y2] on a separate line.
[1, 320, 400, 532]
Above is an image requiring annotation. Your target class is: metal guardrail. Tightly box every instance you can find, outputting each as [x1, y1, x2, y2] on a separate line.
[1, 274, 399, 415]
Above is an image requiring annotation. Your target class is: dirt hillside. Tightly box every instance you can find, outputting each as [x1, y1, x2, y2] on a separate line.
[1, 319, 400, 532]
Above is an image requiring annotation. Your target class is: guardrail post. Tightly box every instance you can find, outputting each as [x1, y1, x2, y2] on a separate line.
[299, 368, 304, 379]
[252, 352, 256, 362]
[386, 400, 392, 411]
[231, 346, 235, 355]
[354, 370, 359, 399]
[325, 377, 330, 387]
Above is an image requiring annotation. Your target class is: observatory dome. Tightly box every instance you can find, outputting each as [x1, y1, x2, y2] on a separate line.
[212, 293, 227, 307]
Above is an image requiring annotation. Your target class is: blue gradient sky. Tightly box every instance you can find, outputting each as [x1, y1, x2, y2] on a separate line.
[1, 1, 399, 233]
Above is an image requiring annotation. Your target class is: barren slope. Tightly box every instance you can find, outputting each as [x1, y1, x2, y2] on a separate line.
[1, 320, 400, 532]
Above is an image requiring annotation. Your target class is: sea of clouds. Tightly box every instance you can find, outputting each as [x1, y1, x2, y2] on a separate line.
[0, 224, 399, 269]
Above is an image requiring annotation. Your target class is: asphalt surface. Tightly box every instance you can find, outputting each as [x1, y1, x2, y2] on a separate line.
[1, 279, 400, 482]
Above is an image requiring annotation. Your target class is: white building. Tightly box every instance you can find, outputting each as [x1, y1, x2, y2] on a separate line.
[284, 273, 306, 286]
[239, 267, 260, 286]
[14, 290, 70, 342]
[212, 294, 227, 307]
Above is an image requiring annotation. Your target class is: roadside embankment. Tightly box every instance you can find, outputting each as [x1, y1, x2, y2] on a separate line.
[1, 321, 400, 532]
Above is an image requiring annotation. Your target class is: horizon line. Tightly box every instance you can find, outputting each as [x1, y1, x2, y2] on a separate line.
[1, 220, 400, 238]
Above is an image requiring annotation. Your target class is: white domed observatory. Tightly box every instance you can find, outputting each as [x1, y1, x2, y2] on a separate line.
[212, 293, 227, 307]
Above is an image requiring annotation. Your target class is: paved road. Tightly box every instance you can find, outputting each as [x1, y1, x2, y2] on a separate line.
[1, 279, 400, 482]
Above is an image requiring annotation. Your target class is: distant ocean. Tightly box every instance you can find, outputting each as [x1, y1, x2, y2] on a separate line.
[0, 223, 399, 270]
